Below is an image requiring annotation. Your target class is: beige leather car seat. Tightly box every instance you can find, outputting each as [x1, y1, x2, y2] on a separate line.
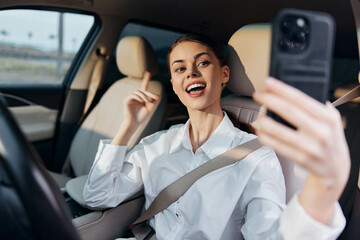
[50, 36, 166, 188]
[222, 24, 307, 202]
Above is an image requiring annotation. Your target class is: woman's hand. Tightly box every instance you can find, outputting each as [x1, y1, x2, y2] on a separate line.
[123, 71, 160, 125]
[253, 77, 350, 224]
[112, 71, 160, 145]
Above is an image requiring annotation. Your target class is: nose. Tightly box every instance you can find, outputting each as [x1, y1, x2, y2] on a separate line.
[186, 65, 200, 79]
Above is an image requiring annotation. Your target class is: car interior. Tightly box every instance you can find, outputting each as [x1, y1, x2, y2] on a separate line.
[0, 0, 359, 239]
[49, 35, 166, 189]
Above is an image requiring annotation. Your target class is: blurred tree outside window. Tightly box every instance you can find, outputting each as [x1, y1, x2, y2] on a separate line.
[0, 10, 94, 85]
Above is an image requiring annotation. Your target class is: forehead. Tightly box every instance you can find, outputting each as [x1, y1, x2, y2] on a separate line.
[169, 41, 215, 62]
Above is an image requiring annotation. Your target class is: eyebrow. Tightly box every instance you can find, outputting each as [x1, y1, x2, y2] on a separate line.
[171, 52, 209, 66]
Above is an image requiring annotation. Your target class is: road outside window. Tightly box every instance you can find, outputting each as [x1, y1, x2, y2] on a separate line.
[0, 9, 94, 85]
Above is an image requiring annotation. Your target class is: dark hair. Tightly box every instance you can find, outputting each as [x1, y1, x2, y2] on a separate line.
[168, 33, 255, 134]
[225, 111, 255, 134]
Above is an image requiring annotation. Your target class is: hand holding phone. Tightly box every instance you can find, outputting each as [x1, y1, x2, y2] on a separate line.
[268, 8, 336, 128]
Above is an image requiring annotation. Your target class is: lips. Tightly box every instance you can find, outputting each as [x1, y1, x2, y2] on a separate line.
[185, 82, 206, 97]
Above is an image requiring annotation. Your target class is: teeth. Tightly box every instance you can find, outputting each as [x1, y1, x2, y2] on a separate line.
[186, 83, 205, 92]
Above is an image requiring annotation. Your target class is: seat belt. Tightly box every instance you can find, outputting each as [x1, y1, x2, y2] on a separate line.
[332, 85, 360, 107]
[129, 138, 262, 240]
[80, 48, 107, 122]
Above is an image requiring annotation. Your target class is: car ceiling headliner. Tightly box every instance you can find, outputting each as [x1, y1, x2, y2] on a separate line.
[1, 0, 359, 58]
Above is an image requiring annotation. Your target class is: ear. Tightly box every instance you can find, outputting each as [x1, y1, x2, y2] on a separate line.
[221, 65, 230, 84]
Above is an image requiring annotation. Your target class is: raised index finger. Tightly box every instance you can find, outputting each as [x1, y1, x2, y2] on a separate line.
[141, 71, 152, 91]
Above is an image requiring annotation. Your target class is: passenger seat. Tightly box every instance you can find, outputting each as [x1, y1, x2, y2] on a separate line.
[50, 36, 166, 188]
[222, 24, 307, 202]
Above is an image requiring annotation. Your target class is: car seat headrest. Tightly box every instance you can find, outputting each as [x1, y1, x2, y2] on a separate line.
[225, 24, 271, 96]
[116, 36, 159, 79]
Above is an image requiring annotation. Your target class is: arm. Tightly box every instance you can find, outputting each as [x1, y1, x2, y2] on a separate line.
[83, 71, 160, 208]
[240, 141, 345, 240]
[253, 77, 349, 228]
[112, 71, 160, 145]
[83, 140, 144, 208]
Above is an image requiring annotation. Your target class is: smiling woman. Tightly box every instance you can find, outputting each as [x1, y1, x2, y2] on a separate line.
[83, 33, 348, 240]
[0, 0, 357, 239]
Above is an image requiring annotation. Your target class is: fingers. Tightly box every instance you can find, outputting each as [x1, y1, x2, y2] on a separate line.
[141, 71, 152, 91]
[257, 77, 331, 122]
[140, 71, 161, 102]
[133, 90, 158, 104]
[256, 116, 326, 174]
[127, 90, 160, 105]
[253, 76, 350, 179]
[253, 78, 335, 135]
[257, 128, 324, 173]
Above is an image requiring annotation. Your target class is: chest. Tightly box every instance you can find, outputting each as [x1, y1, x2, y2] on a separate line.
[144, 148, 212, 197]
[144, 146, 251, 212]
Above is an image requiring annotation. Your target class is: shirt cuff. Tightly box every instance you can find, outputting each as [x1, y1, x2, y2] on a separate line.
[93, 139, 128, 170]
[279, 193, 346, 240]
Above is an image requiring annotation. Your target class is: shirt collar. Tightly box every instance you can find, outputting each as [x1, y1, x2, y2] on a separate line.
[169, 112, 239, 159]
[169, 120, 192, 154]
[199, 112, 238, 159]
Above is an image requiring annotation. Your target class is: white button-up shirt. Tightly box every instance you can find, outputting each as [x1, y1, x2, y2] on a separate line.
[83, 114, 345, 239]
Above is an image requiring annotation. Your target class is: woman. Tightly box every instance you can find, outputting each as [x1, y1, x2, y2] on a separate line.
[84, 34, 349, 239]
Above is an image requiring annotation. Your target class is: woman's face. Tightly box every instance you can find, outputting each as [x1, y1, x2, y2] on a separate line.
[169, 41, 229, 112]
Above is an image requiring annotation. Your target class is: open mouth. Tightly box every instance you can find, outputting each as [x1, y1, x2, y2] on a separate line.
[186, 83, 206, 95]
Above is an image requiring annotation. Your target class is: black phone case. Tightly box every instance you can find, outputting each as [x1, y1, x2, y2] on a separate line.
[268, 8, 335, 127]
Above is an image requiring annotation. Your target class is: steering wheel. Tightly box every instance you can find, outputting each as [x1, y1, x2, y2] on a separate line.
[0, 95, 80, 240]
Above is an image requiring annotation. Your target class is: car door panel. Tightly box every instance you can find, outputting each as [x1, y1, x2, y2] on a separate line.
[0, 85, 64, 168]
[1, 85, 64, 142]
[9, 105, 58, 142]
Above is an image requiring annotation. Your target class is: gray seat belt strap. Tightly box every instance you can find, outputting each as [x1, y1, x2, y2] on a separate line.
[131, 138, 262, 226]
[332, 85, 360, 107]
[79, 48, 107, 122]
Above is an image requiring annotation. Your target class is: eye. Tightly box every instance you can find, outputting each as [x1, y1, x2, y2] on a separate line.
[198, 61, 210, 67]
[175, 67, 186, 73]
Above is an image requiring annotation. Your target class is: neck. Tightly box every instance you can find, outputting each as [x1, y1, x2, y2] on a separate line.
[187, 106, 224, 153]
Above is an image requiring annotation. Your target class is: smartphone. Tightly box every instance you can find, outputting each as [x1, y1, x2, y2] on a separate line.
[268, 8, 335, 128]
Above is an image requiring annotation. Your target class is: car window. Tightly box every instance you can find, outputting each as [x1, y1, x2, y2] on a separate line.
[0, 9, 94, 86]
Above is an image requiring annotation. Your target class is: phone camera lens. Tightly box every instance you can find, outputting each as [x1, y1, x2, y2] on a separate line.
[279, 38, 294, 50]
[296, 31, 306, 42]
[279, 16, 309, 52]
[296, 18, 306, 28]
[282, 20, 292, 31]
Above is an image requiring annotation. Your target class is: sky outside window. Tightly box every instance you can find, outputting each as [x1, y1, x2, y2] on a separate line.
[0, 10, 94, 53]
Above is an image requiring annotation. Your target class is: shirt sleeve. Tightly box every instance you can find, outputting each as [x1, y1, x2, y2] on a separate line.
[83, 139, 145, 208]
[279, 193, 346, 240]
[240, 150, 346, 240]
